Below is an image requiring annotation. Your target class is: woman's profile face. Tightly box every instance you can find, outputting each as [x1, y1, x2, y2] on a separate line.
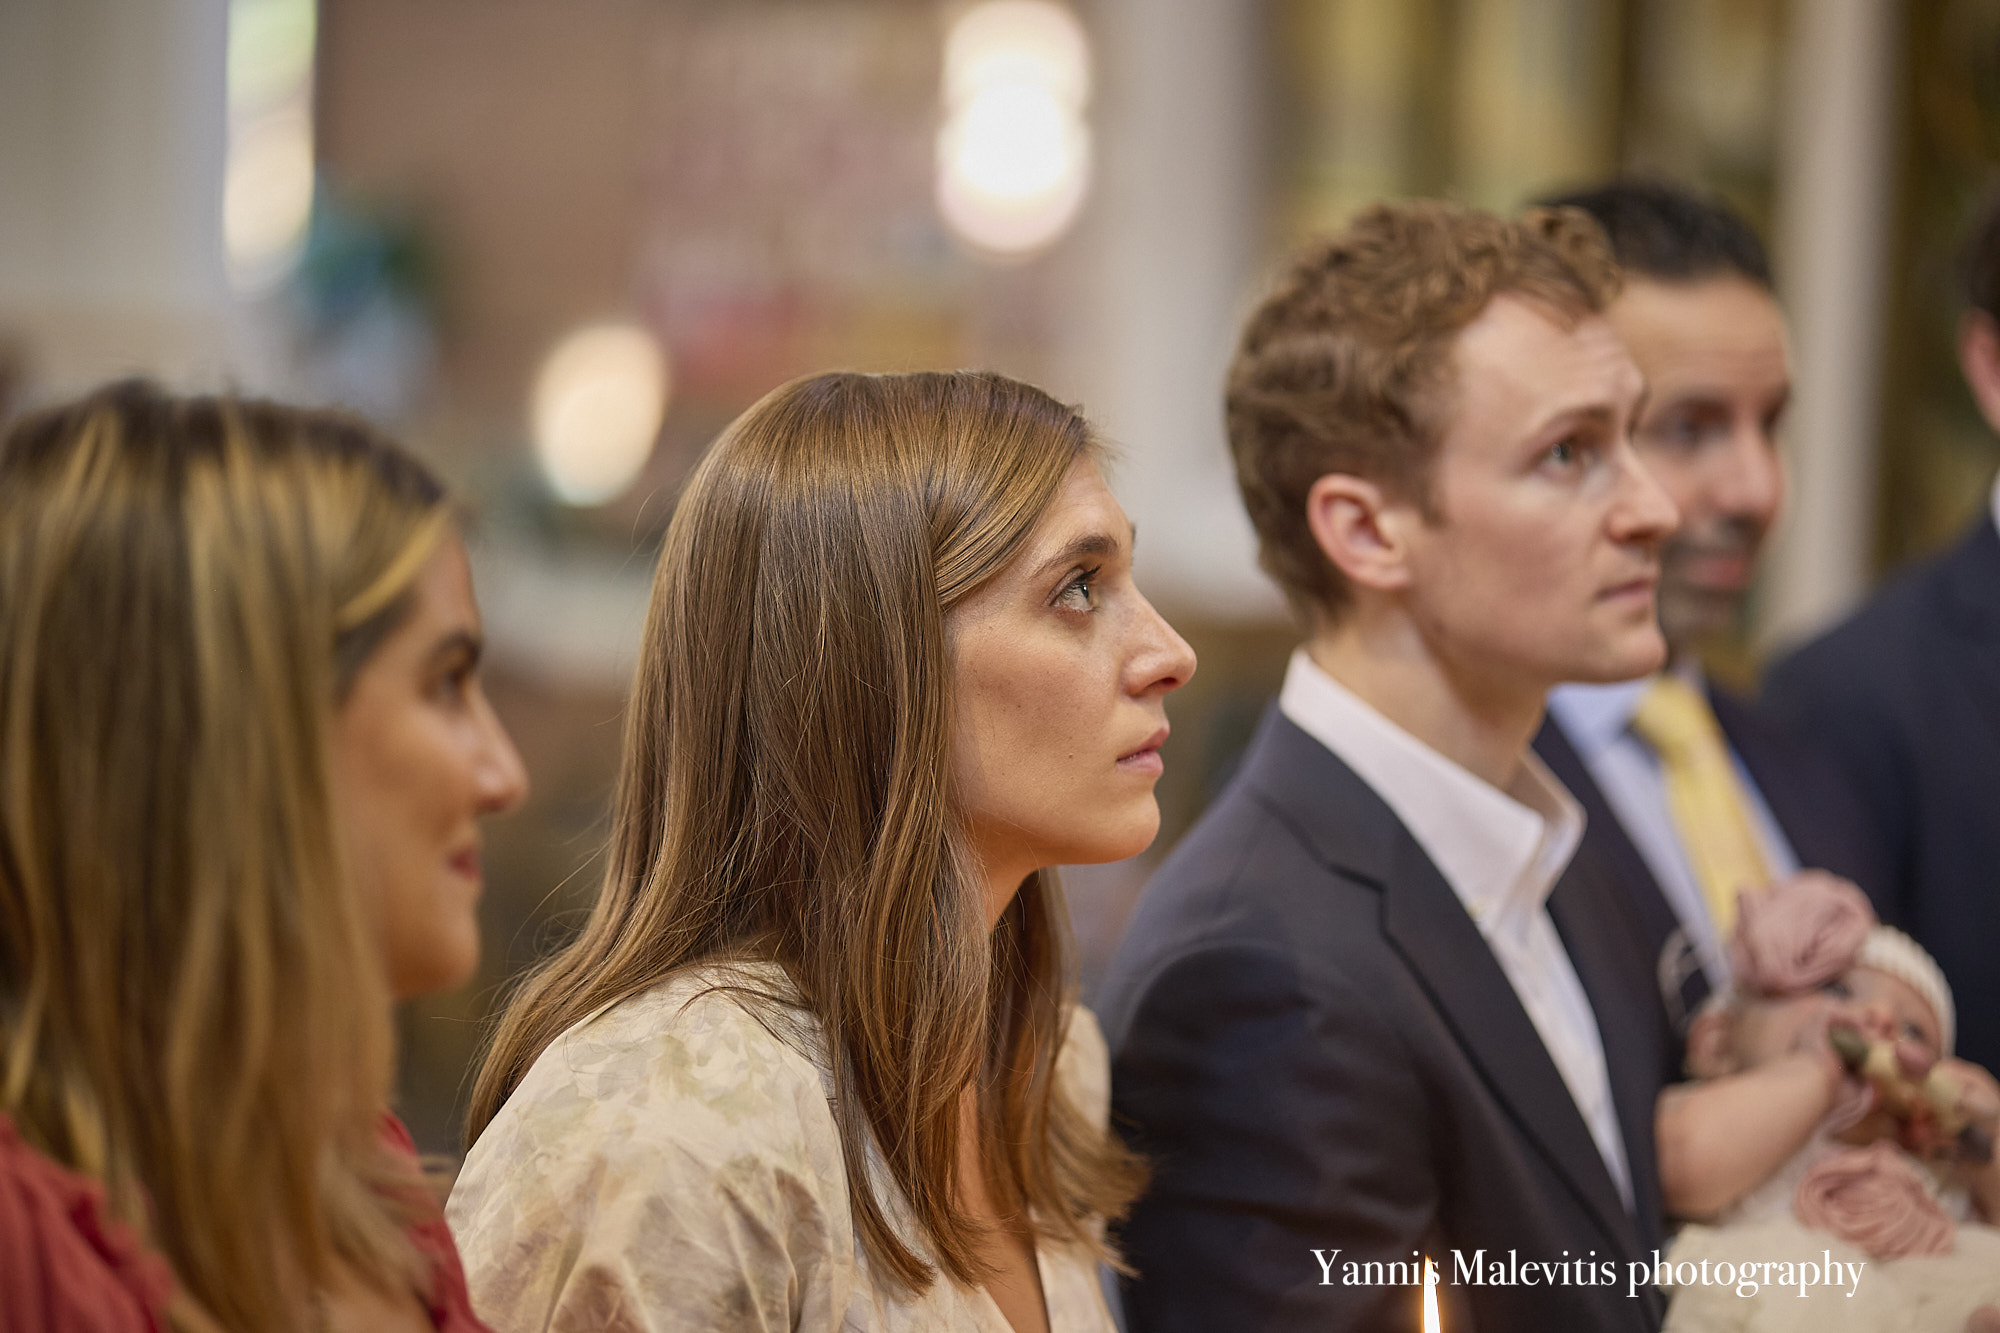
[949, 459, 1196, 921]
[329, 531, 529, 998]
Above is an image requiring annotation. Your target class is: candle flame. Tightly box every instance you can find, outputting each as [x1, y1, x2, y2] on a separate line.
[1423, 1255, 1441, 1333]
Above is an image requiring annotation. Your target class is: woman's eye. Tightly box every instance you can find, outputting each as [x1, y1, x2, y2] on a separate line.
[1822, 978, 1853, 999]
[1543, 437, 1582, 470]
[1056, 568, 1099, 612]
[432, 664, 474, 702]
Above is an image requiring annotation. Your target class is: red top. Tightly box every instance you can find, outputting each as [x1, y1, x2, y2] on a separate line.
[0, 1112, 489, 1333]
[0, 1115, 174, 1333]
[378, 1113, 491, 1333]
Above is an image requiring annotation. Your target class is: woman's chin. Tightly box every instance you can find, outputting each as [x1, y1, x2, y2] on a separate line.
[1059, 803, 1162, 869]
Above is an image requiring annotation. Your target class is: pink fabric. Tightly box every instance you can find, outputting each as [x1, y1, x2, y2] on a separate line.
[1823, 1076, 1878, 1135]
[378, 1113, 492, 1333]
[1731, 871, 1876, 994]
[0, 1115, 174, 1333]
[1965, 1305, 2000, 1333]
[1793, 1141, 1955, 1258]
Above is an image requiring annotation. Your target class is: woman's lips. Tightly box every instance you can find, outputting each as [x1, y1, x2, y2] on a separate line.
[1117, 748, 1164, 775]
[448, 847, 482, 882]
[1118, 726, 1169, 775]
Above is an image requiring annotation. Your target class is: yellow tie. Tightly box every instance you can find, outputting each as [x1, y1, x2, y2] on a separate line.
[1628, 675, 1772, 934]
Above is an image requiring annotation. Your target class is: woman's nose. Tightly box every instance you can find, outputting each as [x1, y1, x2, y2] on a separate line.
[1129, 595, 1197, 697]
[477, 700, 531, 814]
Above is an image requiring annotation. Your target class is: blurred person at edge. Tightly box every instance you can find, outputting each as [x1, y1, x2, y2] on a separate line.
[451, 371, 1195, 1333]
[1097, 202, 1678, 1332]
[1765, 183, 2000, 1077]
[1530, 180, 1890, 1043]
[0, 382, 528, 1333]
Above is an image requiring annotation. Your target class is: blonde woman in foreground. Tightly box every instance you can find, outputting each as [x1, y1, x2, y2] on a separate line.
[0, 382, 526, 1332]
[452, 370, 1196, 1332]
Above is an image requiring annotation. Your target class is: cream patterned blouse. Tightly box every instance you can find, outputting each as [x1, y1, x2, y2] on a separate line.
[447, 963, 1122, 1333]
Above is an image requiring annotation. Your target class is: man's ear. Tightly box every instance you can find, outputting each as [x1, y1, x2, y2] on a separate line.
[1958, 311, 2000, 437]
[1683, 1003, 1738, 1080]
[1305, 473, 1415, 596]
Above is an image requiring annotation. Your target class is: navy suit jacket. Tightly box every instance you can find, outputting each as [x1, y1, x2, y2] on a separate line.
[1763, 516, 2000, 1072]
[1098, 708, 1669, 1333]
[1533, 683, 1891, 1030]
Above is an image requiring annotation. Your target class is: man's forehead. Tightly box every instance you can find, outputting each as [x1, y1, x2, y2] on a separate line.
[1609, 275, 1789, 346]
[1450, 297, 1640, 409]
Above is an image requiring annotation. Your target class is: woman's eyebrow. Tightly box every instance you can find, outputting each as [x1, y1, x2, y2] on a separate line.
[1029, 530, 1122, 579]
[427, 628, 484, 667]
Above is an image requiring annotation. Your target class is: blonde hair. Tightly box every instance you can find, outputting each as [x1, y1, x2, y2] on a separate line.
[468, 370, 1144, 1292]
[0, 381, 449, 1330]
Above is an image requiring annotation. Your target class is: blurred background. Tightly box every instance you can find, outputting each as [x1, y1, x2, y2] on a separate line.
[3, 0, 1996, 1154]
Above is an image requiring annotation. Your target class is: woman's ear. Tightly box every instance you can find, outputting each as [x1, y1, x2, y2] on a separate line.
[1683, 1003, 1738, 1080]
[1304, 473, 1414, 596]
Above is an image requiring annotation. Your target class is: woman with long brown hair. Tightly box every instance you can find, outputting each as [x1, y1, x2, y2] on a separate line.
[451, 370, 1195, 1331]
[0, 381, 527, 1332]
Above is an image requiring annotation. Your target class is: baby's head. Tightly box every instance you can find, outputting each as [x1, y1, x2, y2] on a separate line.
[1685, 872, 1954, 1080]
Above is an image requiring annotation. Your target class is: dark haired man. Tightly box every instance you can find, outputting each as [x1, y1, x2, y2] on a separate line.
[1097, 201, 1676, 1331]
[1531, 180, 1887, 1033]
[1764, 186, 2000, 1074]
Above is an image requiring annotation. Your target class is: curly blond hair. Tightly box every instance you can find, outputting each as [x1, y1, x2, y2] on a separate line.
[1226, 200, 1620, 624]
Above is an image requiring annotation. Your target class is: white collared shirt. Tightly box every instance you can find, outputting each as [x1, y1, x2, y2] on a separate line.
[1278, 648, 1634, 1211]
[1545, 666, 1800, 989]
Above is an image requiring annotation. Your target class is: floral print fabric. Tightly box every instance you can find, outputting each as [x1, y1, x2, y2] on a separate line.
[448, 963, 1120, 1333]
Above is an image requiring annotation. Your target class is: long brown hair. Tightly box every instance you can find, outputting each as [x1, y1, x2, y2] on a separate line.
[0, 381, 448, 1330]
[468, 369, 1144, 1291]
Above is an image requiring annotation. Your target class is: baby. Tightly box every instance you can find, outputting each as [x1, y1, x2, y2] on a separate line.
[1656, 873, 2000, 1332]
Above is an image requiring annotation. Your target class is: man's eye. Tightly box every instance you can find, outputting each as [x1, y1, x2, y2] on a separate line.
[1544, 438, 1580, 468]
[1652, 414, 1720, 449]
[1822, 978, 1853, 999]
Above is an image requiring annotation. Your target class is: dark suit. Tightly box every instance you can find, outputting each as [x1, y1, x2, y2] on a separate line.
[1098, 708, 1669, 1333]
[1533, 683, 1891, 1030]
[1763, 515, 2000, 1072]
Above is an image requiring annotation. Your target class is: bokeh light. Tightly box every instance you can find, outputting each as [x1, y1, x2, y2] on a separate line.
[936, 0, 1092, 258]
[224, 0, 318, 293]
[943, 0, 1089, 111]
[530, 322, 671, 507]
[224, 105, 314, 291]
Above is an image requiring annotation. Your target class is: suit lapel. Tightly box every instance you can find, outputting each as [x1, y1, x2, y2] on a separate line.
[1708, 688, 1783, 803]
[1376, 828, 1647, 1262]
[1246, 711, 1647, 1256]
[1944, 520, 2000, 746]
[1534, 718, 1700, 1006]
[1547, 853, 1666, 1255]
[1710, 688, 1825, 868]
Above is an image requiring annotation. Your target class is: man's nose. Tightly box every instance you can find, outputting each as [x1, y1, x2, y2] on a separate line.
[1610, 445, 1680, 543]
[1712, 430, 1783, 522]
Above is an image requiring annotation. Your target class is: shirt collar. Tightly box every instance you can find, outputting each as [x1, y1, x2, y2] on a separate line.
[1278, 648, 1584, 926]
[1546, 659, 1708, 762]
